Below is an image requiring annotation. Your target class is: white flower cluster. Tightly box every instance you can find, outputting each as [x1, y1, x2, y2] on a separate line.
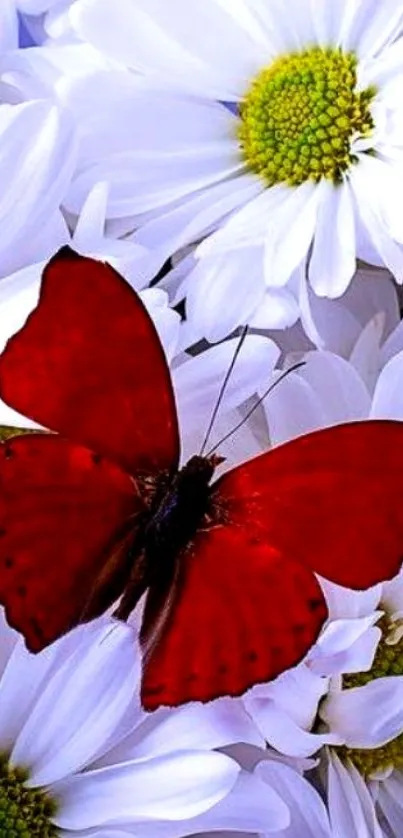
[2, 0, 403, 835]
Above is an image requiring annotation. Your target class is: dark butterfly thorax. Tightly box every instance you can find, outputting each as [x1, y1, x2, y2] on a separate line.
[114, 454, 223, 621]
[144, 455, 219, 566]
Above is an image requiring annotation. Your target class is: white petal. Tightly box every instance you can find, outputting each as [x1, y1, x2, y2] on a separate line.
[350, 159, 403, 281]
[264, 182, 321, 288]
[97, 699, 264, 767]
[0, 101, 77, 277]
[174, 334, 280, 446]
[298, 266, 361, 353]
[134, 174, 262, 281]
[381, 318, 403, 367]
[327, 753, 383, 838]
[309, 616, 382, 677]
[140, 289, 180, 362]
[55, 751, 239, 829]
[0, 631, 79, 753]
[382, 570, 403, 617]
[371, 350, 403, 419]
[377, 775, 403, 836]
[199, 187, 288, 257]
[319, 577, 383, 621]
[264, 351, 370, 446]
[184, 249, 266, 342]
[313, 614, 381, 659]
[247, 663, 327, 731]
[65, 88, 241, 216]
[349, 314, 385, 393]
[309, 182, 356, 298]
[257, 759, 332, 838]
[71, 0, 268, 100]
[245, 697, 340, 758]
[0, 0, 18, 52]
[342, 0, 403, 59]
[12, 621, 142, 785]
[321, 677, 403, 747]
[0, 609, 20, 680]
[249, 286, 300, 330]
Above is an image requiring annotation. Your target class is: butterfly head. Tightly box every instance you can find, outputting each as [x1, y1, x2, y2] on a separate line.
[183, 453, 225, 485]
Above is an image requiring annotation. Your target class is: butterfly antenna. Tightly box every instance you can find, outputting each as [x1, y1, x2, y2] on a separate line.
[206, 360, 306, 456]
[200, 326, 249, 456]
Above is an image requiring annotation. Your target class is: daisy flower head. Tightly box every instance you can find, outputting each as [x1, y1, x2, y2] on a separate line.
[65, 0, 403, 342]
[0, 609, 295, 837]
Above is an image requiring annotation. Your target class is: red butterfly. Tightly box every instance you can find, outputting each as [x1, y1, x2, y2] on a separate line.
[0, 246, 402, 711]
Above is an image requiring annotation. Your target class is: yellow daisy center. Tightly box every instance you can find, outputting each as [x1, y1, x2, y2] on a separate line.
[0, 754, 57, 837]
[338, 617, 403, 778]
[238, 46, 376, 187]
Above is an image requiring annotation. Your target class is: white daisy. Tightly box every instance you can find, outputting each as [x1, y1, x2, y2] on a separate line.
[0, 610, 293, 836]
[55, 0, 403, 341]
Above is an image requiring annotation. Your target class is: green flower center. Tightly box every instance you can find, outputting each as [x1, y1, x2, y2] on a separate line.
[337, 617, 403, 778]
[0, 754, 57, 837]
[238, 46, 376, 187]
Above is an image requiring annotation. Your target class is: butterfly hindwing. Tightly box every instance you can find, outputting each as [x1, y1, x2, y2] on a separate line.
[0, 247, 180, 476]
[140, 523, 326, 710]
[0, 434, 142, 651]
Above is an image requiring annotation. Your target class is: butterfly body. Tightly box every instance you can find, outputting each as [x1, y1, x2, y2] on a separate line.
[1, 247, 403, 710]
[143, 455, 219, 563]
[115, 454, 221, 621]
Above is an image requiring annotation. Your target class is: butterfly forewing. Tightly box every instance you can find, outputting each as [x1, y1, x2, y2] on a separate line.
[215, 420, 403, 590]
[0, 247, 180, 476]
[0, 248, 182, 654]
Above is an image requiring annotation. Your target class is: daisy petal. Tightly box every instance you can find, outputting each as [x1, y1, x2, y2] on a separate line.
[184, 250, 266, 342]
[321, 677, 403, 748]
[55, 751, 239, 829]
[264, 182, 321, 288]
[71, 0, 268, 100]
[309, 181, 356, 298]
[0, 101, 76, 277]
[377, 775, 403, 836]
[0, 0, 18, 52]
[12, 621, 141, 785]
[257, 759, 332, 837]
[327, 753, 383, 838]
[371, 350, 403, 419]
[245, 698, 340, 758]
[96, 699, 264, 766]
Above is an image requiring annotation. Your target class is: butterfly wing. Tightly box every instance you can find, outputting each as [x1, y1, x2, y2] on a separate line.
[215, 419, 403, 590]
[0, 433, 141, 651]
[140, 524, 326, 710]
[0, 247, 180, 476]
[141, 419, 403, 709]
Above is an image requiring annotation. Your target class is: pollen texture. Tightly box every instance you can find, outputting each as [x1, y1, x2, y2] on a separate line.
[0, 753, 58, 836]
[238, 46, 376, 187]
